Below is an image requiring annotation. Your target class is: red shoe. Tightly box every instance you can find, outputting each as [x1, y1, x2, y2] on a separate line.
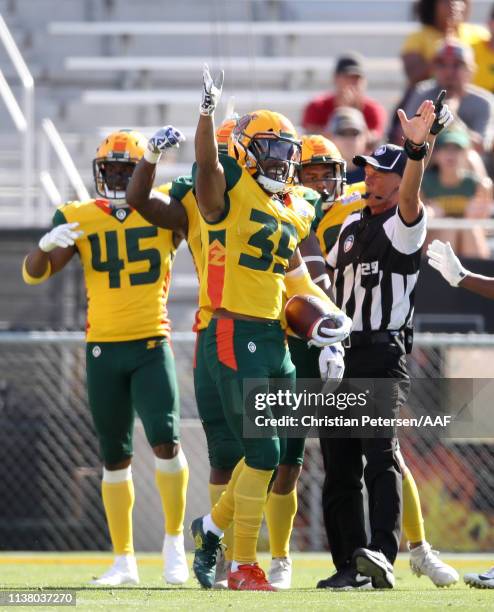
[228, 563, 277, 591]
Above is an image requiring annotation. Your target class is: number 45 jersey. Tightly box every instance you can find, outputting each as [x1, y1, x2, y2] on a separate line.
[195, 155, 314, 321]
[53, 199, 176, 342]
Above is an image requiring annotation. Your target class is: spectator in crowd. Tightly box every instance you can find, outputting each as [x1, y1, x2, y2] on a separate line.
[422, 126, 492, 258]
[472, 4, 494, 93]
[327, 106, 368, 184]
[404, 39, 494, 153]
[389, 0, 488, 144]
[401, 0, 488, 88]
[302, 52, 386, 149]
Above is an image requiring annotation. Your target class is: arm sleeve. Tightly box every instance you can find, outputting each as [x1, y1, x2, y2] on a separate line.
[52, 208, 68, 227]
[326, 241, 338, 269]
[384, 206, 428, 255]
[284, 263, 341, 314]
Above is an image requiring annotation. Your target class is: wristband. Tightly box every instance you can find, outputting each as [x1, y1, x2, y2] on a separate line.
[404, 139, 429, 161]
[144, 148, 162, 164]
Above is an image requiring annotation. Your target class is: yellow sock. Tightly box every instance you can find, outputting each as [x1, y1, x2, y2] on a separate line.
[209, 483, 234, 562]
[211, 458, 245, 532]
[101, 467, 135, 555]
[233, 465, 274, 564]
[265, 489, 297, 558]
[402, 467, 425, 544]
[155, 450, 189, 536]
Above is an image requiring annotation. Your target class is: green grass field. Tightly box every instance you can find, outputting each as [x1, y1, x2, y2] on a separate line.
[0, 552, 492, 611]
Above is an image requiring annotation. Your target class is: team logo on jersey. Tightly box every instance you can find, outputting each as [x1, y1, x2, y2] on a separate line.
[344, 235, 354, 253]
[116, 208, 127, 221]
[248, 341, 256, 353]
[208, 240, 226, 266]
[374, 145, 387, 156]
[92, 345, 101, 358]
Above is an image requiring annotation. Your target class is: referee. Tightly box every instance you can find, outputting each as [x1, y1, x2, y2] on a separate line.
[318, 99, 449, 590]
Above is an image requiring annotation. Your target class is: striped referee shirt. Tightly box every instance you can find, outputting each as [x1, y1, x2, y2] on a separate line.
[326, 205, 427, 332]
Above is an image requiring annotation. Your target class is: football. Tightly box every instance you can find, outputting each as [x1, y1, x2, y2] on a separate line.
[285, 294, 338, 339]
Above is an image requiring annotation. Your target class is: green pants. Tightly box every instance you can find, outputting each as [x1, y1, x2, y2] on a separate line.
[86, 337, 180, 464]
[204, 319, 295, 470]
[194, 329, 243, 471]
[282, 335, 321, 466]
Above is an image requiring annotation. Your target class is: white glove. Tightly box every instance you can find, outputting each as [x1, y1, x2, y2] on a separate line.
[200, 64, 224, 116]
[426, 239, 468, 287]
[308, 312, 352, 347]
[319, 343, 345, 394]
[144, 125, 186, 164]
[430, 103, 454, 135]
[39, 222, 83, 252]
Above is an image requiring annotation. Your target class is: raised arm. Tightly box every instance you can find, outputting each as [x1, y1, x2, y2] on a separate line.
[396, 100, 436, 224]
[126, 125, 188, 236]
[194, 65, 226, 223]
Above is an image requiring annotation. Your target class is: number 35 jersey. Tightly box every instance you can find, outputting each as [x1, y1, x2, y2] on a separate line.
[53, 199, 175, 342]
[194, 155, 314, 321]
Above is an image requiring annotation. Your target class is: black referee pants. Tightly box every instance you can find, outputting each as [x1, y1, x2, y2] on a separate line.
[319, 341, 410, 569]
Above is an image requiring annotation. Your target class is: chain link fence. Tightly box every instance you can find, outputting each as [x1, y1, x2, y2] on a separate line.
[0, 331, 493, 552]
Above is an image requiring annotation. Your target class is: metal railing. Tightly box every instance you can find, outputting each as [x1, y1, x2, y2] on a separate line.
[0, 14, 34, 222]
[39, 119, 90, 217]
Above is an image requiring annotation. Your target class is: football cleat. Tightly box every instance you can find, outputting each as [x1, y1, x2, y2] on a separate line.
[228, 563, 277, 591]
[316, 565, 372, 590]
[353, 547, 395, 589]
[409, 543, 459, 587]
[464, 566, 494, 589]
[268, 557, 292, 590]
[162, 533, 189, 585]
[213, 546, 230, 589]
[90, 554, 139, 586]
[190, 516, 223, 589]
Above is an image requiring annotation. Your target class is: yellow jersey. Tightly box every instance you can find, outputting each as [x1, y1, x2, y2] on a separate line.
[313, 182, 366, 256]
[472, 39, 494, 93]
[401, 24, 488, 61]
[53, 199, 175, 342]
[195, 155, 314, 320]
[157, 177, 214, 332]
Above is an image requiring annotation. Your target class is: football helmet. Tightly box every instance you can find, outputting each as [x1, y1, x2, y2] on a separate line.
[93, 129, 147, 204]
[215, 114, 239, 155]
[228, 109, 301, 194]
[299, 134, 346, 203]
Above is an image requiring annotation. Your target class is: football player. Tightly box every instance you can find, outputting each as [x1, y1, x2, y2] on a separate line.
[127, 118, 243, 589]
[187, 65, 351, 591]
[303, 133, 458, 588]
[263, 135, 347, 589]
[427, 238, 494, 590]
[22, 130, 189, 587]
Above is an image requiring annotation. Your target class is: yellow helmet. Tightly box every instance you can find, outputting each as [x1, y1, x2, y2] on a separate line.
[93, 129, 147, 202]
[228, 109, 301, 194]
[299, 134, 346, 203]
[216, 115, 239, 155]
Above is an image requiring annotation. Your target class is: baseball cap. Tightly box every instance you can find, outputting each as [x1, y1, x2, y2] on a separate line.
[436, 128, 470, 149]
[334, 52, 365, 77]
[433, 39, 475, 68]
[353, 144, 407, 177]
[328, 106, 366, 135]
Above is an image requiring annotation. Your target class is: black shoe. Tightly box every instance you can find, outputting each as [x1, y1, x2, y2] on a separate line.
[352, 547, 395, 589]
[316, 565, 372, 590]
